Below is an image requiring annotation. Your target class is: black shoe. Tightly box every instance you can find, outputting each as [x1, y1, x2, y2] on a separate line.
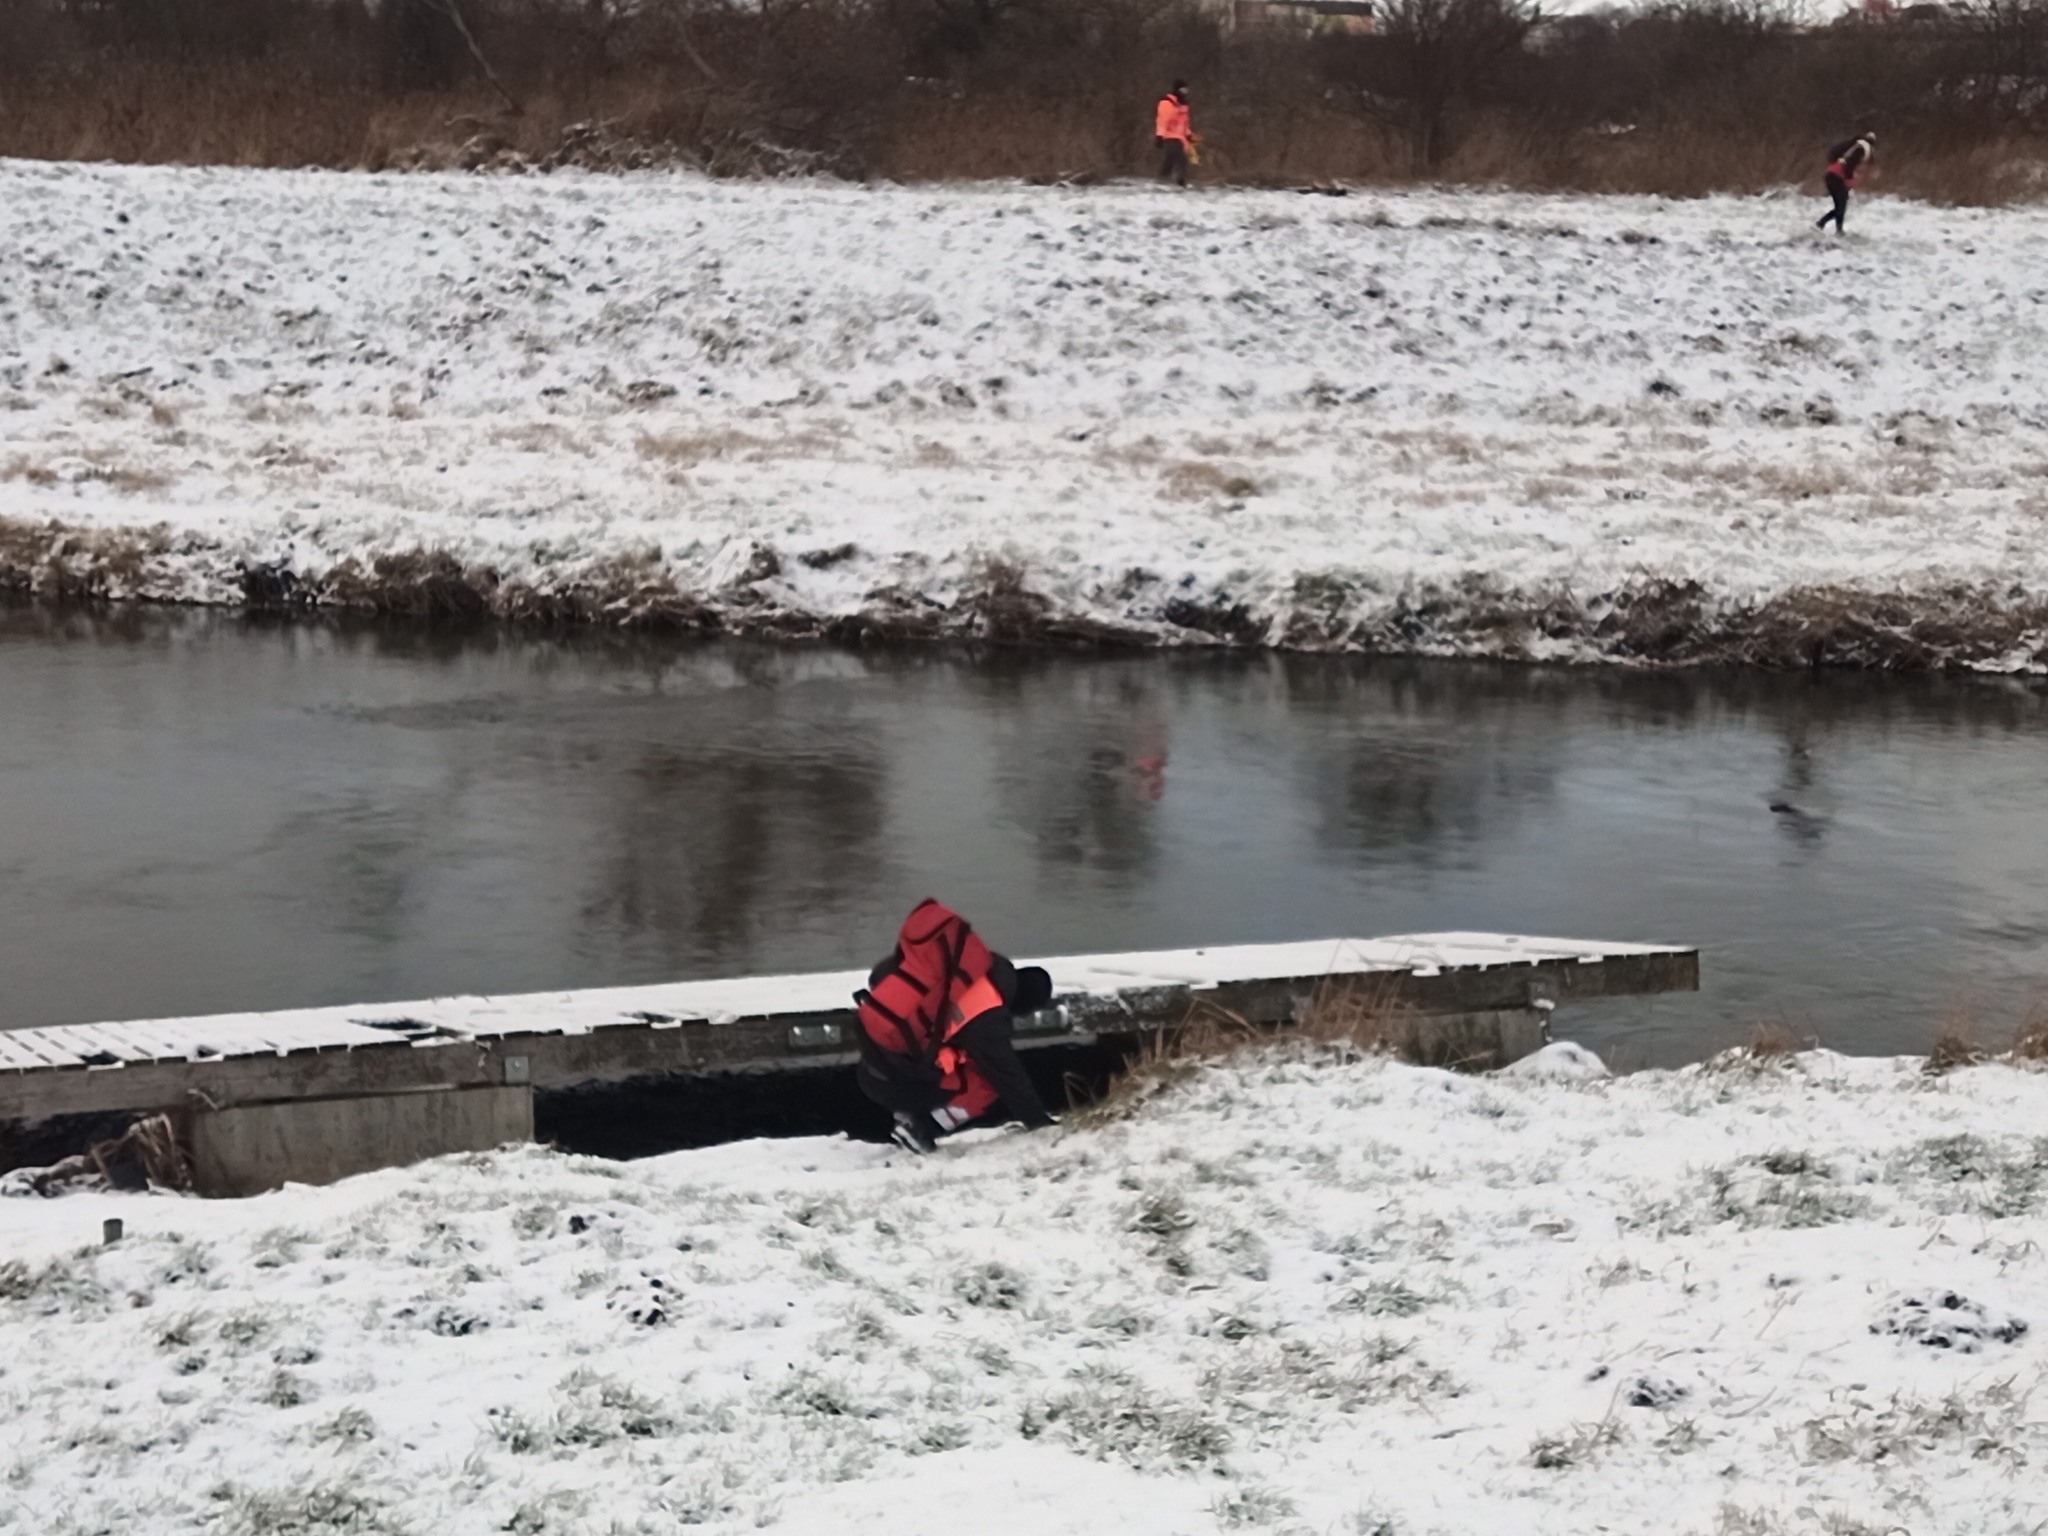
[891, 1112, 936, 1155]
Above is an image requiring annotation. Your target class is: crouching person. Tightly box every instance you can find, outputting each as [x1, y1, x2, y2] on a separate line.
[854, 899, 1057, 1153]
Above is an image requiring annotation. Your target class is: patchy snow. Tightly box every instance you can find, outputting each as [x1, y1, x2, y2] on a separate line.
[3, 160, 2047, 662]
[1496, 1039, 1610, 1082]
[5, 1046, 2048, 1535]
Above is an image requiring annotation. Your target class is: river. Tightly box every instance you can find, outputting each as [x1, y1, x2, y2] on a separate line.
[4, 604, 2044, 1066]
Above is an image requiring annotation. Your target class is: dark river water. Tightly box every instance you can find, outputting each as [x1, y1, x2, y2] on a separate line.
[3, 605, 2045, 1066]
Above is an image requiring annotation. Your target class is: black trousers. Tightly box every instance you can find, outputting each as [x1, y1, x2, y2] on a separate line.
[1816, 172, 1849, 232]
[1158, 138, 1188, 186]
[854, 963, 1056, 1123]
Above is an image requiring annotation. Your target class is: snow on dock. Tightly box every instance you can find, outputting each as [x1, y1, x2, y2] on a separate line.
[0, 933, 1696, 1123]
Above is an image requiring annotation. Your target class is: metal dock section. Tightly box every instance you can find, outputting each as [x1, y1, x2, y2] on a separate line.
[0, 933, 1696, 1130]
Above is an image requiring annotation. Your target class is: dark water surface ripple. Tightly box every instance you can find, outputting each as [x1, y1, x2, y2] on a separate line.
[3, 606, 2045, 1066]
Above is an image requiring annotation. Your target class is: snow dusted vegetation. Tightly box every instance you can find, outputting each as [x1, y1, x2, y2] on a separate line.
[5, 158, 2048, 664]
[5, 1045, 2048, 1535]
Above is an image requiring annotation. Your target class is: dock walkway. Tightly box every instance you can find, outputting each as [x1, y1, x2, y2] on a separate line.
[1, 933, 1696, 1128]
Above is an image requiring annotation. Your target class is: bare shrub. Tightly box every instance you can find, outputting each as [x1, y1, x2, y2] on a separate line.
[2010, 1002, 2048, 1061]
[1077, 976, 1473, 1125]
[1070, 1006, 1264, 1126]
[318, 548, 493, 621]
[1700, 1019, 1816, 1075]
[1294, 978, 1436, 1058]
[1925, 1007, 1988, 1075]
[0, 0, 2043, 198]
[1746, 1019, 1812, 1060]
[1332, 0, 1541, 172]
[965, 554, 1050, 640]
[1530, 1412, 1625, 1468]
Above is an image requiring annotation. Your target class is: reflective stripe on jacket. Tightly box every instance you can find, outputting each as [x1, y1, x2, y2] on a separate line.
[935, 974, 1004, 1085]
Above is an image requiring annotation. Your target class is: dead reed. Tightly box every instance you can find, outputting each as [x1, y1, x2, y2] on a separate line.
[1073, 977, 1461, 1125]
[1924, 1010, 1988, 1076]
[1744, 1020, 1815, 1061]
[8, 1113, 192, 1195]
[2011, 1004, 2048, 1062]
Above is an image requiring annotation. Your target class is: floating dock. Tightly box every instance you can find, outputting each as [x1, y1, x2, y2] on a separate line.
[0, 933, 1696, 1193]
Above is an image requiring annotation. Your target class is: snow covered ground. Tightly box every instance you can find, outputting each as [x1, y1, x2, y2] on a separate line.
[5, 1043, 2048, 1535]
[4, 159, 2048, 663]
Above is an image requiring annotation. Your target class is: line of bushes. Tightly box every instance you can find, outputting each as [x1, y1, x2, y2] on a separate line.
[1, 0, 2045, 198]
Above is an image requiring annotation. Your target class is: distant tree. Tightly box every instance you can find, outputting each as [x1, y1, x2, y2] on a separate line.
[1348, 0, 1541, 170]
[1942, 0, 2048, 126]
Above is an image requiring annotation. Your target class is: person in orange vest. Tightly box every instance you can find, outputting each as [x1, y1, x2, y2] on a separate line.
[853, 899, 1058, 1154]
[1155, 80, 1193, 187]
[1815, 131, 1874, 234]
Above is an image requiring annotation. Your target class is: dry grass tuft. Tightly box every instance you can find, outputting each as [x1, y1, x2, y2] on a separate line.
[9, 1112, 192, 1195]
[318, 549, 494, 622]
[965, 554, 1051, 641]
[1160, 462, 1261, 502]
[1293, 978, 1438, 1060]
[1924, 1008, 1988, 1076]
[1074, 978, 1471, 1126]
[1745, 1020, 1813, 1061]
[0, 513, 172, 600]
[1, 456, 59, 487]
[1069, 1006, 1266, 1126]
[636, 429, 763, 465]
[2011, 1004, 2048, 1062]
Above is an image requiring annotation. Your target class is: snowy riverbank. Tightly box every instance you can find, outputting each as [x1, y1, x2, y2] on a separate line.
[4, 160, 2048, 666]
[4, 1045, 2047, 1534]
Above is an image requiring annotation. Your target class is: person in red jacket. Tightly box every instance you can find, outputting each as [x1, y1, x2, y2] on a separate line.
[1155, 80, 1193, 187]
[853, 899, 1058, 1153]
[1816, 131, 1875, 234]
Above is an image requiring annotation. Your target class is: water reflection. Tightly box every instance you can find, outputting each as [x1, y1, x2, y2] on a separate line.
[2, 601, 2046, 1064]
[580, 743, 886, 965]
[982, 666, 1163, 878]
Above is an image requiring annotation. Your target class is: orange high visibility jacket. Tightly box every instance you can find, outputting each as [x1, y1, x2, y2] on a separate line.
[854, 899, 1005, 1091]
[1156, 94, 1191, 143]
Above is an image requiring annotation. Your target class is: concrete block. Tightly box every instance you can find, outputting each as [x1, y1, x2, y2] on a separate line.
[189, 1086, 533, 1198]
[1401, 1007, 1550, 1070]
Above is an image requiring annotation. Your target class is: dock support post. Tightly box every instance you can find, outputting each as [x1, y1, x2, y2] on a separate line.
[186, 1085, 535, 1197]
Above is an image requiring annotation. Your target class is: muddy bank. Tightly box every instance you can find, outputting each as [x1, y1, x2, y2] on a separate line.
[6, 518, 2045, 672]
[10, 167, 2048, 680]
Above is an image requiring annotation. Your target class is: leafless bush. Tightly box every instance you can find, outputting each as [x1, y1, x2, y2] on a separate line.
[1925, 1007, 1988, 1075]
[1744, 1019, 1815, 1059]
[2012, 1002, 2048, 1060]
[1329, 0, 1539, 171]
[1075, 977, 1475, 1123]
[0, 0, 2045, 195]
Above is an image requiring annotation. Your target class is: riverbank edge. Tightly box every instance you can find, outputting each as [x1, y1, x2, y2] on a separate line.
[8, 517, 2047, 671]
[7, 1046, 2048, 1535]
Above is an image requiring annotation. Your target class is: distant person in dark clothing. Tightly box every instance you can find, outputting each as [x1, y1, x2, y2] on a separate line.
[854, 899, 1058, 1153]
[1817, 132, 1875, 234]
[1155, 81, 1193, 187]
